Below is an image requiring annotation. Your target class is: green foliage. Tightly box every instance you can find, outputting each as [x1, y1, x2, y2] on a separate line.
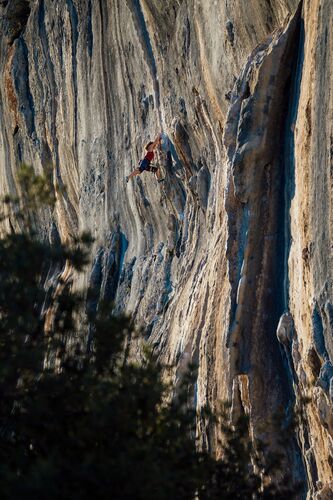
[0, 240, 203, 499]
[0, 164, 56, 236]
[17, 163, 56, 208]
[202, 403, 302, 499]
[0, 166, 303, 499]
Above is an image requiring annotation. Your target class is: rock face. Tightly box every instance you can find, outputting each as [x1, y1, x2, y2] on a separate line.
[1, 0, 333, 495]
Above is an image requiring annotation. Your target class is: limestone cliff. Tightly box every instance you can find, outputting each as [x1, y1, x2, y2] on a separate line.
[1, 0, 333, 496]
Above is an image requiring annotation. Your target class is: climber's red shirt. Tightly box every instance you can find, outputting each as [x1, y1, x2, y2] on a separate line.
[145, 151, 154, 162]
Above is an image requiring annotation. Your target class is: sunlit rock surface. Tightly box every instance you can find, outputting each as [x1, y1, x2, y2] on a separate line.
[1, 0, 332, 495]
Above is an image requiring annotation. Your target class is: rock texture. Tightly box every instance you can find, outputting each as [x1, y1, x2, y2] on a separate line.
[1, 0, 333, 496]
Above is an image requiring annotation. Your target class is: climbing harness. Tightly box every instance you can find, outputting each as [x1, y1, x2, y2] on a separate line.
[145, 162, 159, 174]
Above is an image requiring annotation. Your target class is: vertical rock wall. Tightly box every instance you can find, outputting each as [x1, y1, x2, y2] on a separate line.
[1, 0, 333, 495]
[288, 0, 333, 494]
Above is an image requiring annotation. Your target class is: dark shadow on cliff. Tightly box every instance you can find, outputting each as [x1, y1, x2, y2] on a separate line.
[1, 0, 30, 45]
[0, 164, 303, 499]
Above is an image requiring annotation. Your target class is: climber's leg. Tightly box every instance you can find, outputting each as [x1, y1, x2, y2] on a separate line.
[155, 168, 162, 181]
[155, 167, 165, 182]
[126, 158, 152, 182]
[126, 168, 141, 182]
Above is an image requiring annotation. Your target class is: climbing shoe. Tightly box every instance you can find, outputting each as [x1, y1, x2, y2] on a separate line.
[158, 178, 165, 183]
[125, 176, 129, 183]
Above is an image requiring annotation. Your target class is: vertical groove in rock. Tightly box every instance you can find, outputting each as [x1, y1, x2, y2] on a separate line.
[223, 2, 306, 486]
[283, 5, 304, 313]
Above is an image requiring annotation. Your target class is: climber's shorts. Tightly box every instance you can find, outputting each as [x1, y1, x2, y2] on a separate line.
[139, 159, 158, 173]
[138, 158, 150, 172]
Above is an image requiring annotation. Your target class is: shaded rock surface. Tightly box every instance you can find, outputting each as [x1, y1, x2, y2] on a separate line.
[1, 0, 333, 495]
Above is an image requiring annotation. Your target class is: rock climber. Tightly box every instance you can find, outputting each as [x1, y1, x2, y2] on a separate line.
[126, 133, 164, 183]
